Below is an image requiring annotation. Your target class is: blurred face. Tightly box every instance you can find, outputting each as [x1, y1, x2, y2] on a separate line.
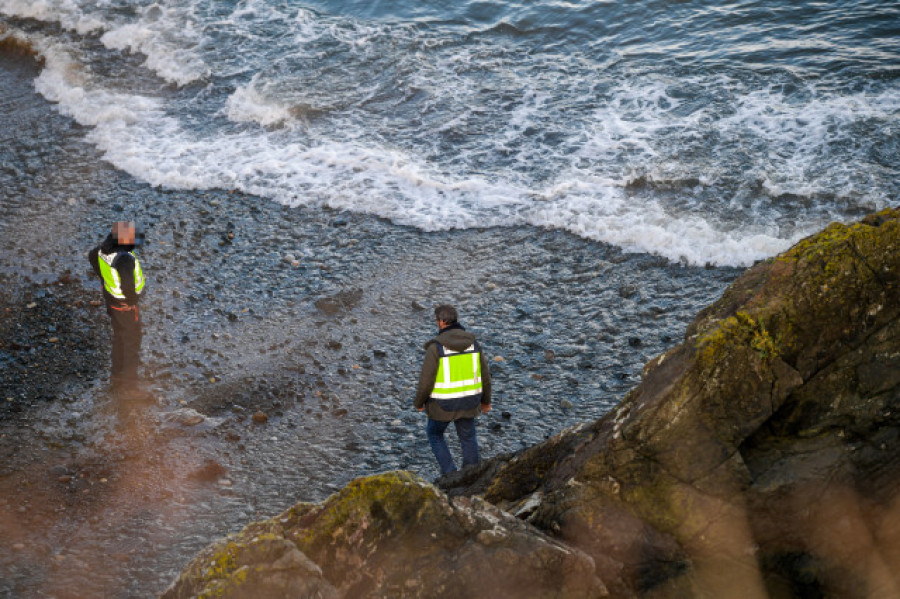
[113, 221, 135, 245]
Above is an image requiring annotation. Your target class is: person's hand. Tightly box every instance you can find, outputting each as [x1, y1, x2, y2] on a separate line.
[416, 406, 424, 411]
[481, 404, 491, 413]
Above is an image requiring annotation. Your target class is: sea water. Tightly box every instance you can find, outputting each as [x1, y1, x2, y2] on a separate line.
[2, 0, 896, 267]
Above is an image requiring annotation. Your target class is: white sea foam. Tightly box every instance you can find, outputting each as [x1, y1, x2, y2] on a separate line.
[33, 39, 163, 126]
[225, 80, 294, 127]
[524, 180, 796, 265]
[99, 4, 209, 87]
[27, 41, 854, 267]
[717, 83, 900, 198]
[14, 1, 895, 267]
[1, 0, 208, 85]
[0, 0, 105, 34]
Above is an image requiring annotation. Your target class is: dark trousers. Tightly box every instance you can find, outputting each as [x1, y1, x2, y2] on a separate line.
[426, 417, 480, 475]
[109, 305, 142, 388]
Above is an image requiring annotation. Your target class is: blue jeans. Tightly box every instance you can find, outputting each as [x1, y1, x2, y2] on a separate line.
[426, 418, 480, 475]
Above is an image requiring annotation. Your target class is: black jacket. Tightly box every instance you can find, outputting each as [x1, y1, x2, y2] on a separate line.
[88, 234, 142, 307]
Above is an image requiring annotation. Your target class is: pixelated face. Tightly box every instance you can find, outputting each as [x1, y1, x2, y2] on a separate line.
[113, 221, 136, 245]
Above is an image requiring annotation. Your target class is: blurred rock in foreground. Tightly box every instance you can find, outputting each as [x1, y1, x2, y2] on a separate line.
[163, 209, 900, 598]
[161, 471, 604, 598]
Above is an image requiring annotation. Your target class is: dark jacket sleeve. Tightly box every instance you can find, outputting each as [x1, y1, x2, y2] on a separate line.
[114, 253, 140, 305]
[480, 350, 492, 406]
[88, 247, 101, 278]
[414, 343, 439, 409]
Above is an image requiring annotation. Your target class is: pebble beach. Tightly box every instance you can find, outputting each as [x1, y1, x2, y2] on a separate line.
[0, 45, 744, 597]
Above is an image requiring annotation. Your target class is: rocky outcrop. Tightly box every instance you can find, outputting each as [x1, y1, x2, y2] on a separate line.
[444, 208, 900, 597]
[161, 471, 604, 598]
[164, 209, 900, 598]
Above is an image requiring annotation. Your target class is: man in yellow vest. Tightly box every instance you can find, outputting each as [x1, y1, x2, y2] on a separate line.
[414, 305, 492, 475]
[88, 221, 146, 395]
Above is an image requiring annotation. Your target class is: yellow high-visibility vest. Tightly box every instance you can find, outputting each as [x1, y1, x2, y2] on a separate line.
[431, 342, 483, 400]
[97, 249, 145, 300]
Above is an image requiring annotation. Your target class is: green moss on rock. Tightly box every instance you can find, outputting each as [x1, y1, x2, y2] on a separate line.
[284, 471, 451, 560]
[698, 311, 781, 368]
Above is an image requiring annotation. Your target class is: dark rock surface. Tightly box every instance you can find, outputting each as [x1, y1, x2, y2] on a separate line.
[165, 209, 900, 598]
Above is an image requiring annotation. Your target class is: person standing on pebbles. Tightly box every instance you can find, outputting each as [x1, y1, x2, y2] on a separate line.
[414, 304, 492, 475]
[88, 221, 146, 396]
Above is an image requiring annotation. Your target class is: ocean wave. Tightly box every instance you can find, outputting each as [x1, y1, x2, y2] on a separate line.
[98, 4, 209, 87]
[22, 26, 893, 266]
[1, 0, 209, 86]
[716, 82, 900, 198]
[0, 0, 105, 35]
[5, 0, 897, 267]
[224, 80, 295, 127]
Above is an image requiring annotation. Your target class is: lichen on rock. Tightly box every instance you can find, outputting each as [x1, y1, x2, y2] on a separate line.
[163, 471, 605, 598]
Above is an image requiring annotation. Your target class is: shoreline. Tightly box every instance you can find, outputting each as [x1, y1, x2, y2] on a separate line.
[0, 47, 742, 597]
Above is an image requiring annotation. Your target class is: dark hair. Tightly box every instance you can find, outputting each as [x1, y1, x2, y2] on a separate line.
[434, 304, 458, 324]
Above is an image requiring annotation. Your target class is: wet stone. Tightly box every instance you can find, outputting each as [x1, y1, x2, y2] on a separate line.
[161, 408, 206, 427]
[619, 284, 638, 298]
[188, 460, 227, 483]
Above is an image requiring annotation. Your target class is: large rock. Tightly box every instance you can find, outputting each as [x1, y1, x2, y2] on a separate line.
[444, 208, 900, 597]
[162, 471, 605, 598]
[164, 209, 900, 598]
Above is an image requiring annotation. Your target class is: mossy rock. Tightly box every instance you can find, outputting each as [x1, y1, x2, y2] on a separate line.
[691, 208, 900, 379]
[441, 210, 900, 598]
[164, 471, 605, 598]
[161, 525, 337, 599]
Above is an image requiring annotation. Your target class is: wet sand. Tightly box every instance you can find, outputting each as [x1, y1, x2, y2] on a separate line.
[0, 47, 741, 597]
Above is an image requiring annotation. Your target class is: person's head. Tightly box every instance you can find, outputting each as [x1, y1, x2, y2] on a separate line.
[112, 221, 136, 246]
[434, 304, 458, 328]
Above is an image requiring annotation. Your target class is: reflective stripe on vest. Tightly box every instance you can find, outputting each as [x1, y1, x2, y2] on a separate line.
[431, 343, 483, 400]
[98, 249, 145, 299]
